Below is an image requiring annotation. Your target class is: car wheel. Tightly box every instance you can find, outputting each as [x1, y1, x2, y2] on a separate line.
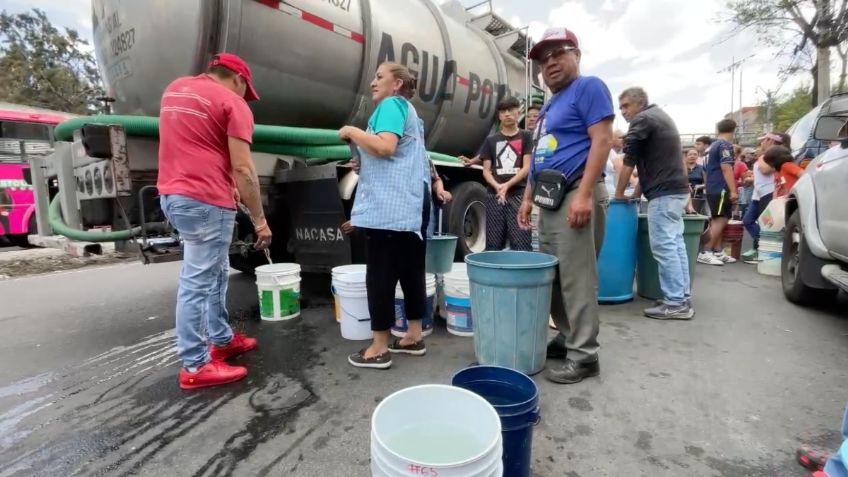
[443, 181, 486, 260]
[781, 209, 837, 305]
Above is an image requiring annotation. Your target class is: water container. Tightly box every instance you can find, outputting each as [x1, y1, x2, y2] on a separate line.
[335, 271, 373, 341]
[722, 220, 745, 261]
[453, 366, 539, 477]
[255, 264, 301, 321]
[371, 384, 503, 477]
[426, 235, 459, 274]
[465, 251, 558, 375]
[443, 263, 473, 336]
[636, 214, 708, 301]
[331, 264, 367, 323]
[437, 274, 448, 320]
[597, 199, 638, 303]
[391, 274, 437, 338]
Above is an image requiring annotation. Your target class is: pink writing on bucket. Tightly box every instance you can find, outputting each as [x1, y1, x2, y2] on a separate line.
[406, 463, 438, 476]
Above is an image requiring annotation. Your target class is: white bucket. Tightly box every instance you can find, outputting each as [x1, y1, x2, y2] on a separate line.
[255, 263, 301, 321]
[332, 264, 367, 323]
[758, 249, 782, 277]
[335, 271, 373, 340]
[391, 275, 437, 338]
[436, 274, 448, 320]
[371, 384, 503, 477]
[444, 264, 473, 337]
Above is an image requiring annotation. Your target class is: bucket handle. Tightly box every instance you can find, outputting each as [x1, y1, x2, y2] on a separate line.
[339, 302, 371, 322]
[271, 273, 297, 287]
[443, 284, 471, 296]
[532, 406, 541, 426]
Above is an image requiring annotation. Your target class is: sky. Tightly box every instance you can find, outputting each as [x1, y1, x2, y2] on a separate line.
[2, 0, 831, 133]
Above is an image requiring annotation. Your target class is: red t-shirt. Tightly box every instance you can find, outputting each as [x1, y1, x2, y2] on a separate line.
[733, 160, 748, 188]
[157, 74, 254, 209]
[775, 162, 804, 197]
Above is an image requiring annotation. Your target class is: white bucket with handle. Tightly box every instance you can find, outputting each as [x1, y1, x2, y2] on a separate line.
[255, 263, 301, 321]
[332, 264, 367, 323]
[443, 263, 473, 337]
[335, 271, 373, 340]
[371, 384, 503, 477]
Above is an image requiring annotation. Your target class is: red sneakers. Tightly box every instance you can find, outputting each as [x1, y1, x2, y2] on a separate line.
[210, 333, 258, 362]
[179, 361, 247, 390]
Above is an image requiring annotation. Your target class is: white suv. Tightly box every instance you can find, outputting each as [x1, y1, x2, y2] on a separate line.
[782, 93, 848, 305]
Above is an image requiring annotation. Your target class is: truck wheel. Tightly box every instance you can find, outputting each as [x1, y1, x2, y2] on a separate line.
[781, 210, 837, 305]
[443, 182, 486, 259]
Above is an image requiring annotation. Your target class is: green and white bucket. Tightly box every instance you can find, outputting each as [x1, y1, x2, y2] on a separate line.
[255, 263, 301, 321]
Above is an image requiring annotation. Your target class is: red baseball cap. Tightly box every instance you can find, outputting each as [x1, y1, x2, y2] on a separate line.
[528, 28, 580, 61]
[209, 53, 259, 102]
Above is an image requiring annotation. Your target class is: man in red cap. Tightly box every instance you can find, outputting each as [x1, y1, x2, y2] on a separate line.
[158, 52, 271, 390]
[518, 28, 614, 384]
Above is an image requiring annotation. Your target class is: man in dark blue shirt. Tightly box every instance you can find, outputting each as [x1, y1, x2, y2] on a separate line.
[518, 27, 614, 384]
[699, 118, 739, 266]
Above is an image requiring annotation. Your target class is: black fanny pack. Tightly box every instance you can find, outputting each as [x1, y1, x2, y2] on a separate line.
[532, 169, 582, 210]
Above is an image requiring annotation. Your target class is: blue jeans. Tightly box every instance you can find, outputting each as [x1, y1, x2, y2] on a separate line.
[742, 192, 772, 249]
[161, 194, 236, 368]
[647, 194, 691, 306]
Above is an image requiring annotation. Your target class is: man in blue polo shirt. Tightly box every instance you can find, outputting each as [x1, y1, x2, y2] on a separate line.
[518, 27, 614, 384]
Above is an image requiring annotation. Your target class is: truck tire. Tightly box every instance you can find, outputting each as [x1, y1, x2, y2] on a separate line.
[781, 210, 837, 305]
[443, 181, 486, 260]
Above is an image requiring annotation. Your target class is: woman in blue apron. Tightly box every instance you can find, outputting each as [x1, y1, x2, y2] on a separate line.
[338, 62, 431, 370]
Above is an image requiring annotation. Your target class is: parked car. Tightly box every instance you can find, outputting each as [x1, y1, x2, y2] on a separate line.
[782, 92, 848, 305]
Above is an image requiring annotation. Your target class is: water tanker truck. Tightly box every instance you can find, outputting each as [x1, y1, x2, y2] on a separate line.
[29, 0, 542, 272]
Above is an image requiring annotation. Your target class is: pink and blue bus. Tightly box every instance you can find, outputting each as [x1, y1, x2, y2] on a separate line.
[0, 103, 77, 246]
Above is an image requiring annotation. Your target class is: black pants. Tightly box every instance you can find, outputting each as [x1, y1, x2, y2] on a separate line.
[364, 228, 426, 332]
[485, 191, 532, 251]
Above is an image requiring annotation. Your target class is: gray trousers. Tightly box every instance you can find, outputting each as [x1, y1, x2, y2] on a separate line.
[538, 181, 608, 364]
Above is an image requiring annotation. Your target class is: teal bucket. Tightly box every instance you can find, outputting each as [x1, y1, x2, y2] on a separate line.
[465, 251, 559, 375]
[426, 235, 459, 274]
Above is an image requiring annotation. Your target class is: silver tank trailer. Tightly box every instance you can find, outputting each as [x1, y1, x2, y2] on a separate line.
[91, 0, 537, 155]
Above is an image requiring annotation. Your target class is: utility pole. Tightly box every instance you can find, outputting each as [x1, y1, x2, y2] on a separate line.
[718, 54, 755, 122]
[756, 86, 775, 133]
[739, 66, 744, 133]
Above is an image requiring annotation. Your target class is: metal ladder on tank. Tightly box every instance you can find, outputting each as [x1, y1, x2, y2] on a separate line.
[464, 0, 547, 110]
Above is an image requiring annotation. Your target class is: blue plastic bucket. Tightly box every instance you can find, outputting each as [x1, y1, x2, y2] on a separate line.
[452, 365, 540, 477]
[425, 235, 459, 274]
[391, 274, 437, 338]
[464, 251, 558, 375]
[597, 199, 638, 303]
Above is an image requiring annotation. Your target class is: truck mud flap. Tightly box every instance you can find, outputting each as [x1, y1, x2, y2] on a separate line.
[276, 163, 351, 273]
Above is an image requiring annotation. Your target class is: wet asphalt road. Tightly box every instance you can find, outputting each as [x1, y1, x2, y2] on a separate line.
[0, 260, 846, 476]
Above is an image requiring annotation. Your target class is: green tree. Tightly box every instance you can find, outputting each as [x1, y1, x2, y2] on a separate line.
[0, 9, 103, 114]
[726, 0, 848, 105]
[761, 85, 814, 131]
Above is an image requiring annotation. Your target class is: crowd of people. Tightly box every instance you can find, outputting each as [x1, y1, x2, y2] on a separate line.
[150, 29, 814, 391]
[146, 29, 846, 477]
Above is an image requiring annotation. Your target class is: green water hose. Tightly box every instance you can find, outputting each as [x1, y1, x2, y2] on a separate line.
[251, 143, 352, 159]
[48, 195, 141, 242]
[53, 115, 463, 164]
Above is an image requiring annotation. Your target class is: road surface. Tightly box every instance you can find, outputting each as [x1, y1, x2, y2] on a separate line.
[0, 260, 846, 476]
